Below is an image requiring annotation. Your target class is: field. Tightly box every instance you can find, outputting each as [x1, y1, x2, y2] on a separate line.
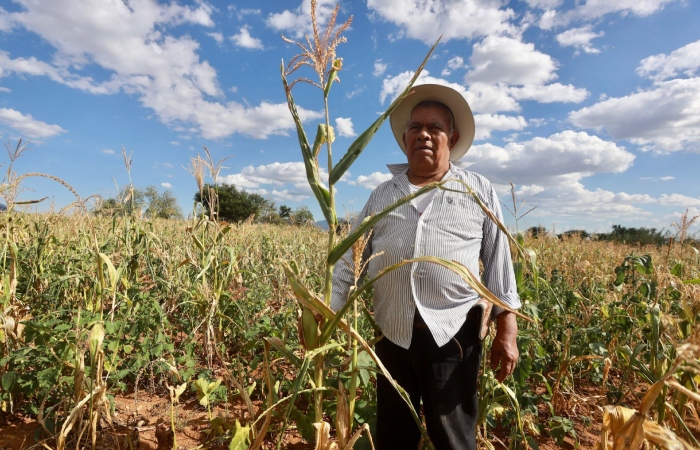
[1, 211, 699, 450]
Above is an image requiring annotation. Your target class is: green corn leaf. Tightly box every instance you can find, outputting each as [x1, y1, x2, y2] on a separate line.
[327, 181, 443, 265]
[264, 336, 303, 368]
[301, 306, 320, 350]
[98, 253, 118, 293]
[88, 322, 105, 365]
[281, 64, 336, 227]
[684, 278, 700, 284]
[329, 37, 441, 185]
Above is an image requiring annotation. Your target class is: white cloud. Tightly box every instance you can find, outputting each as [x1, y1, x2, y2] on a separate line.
[539, 0, 679, 29]
[0, 1, 318, 140]
[217, 161, 333, 202]
[161, 182, 172, 188]
[463, 130, 635, 186]
[637, 40, 700, 82]
[556, 25, 604, 54]
[465, 36, 558, 86]
[101, 148, 115, 155]
[207, 32, 224, 44]
[374, 59, 387, 77]
[170, 141, 179, 145]
[522, 0, 562, 9]
[658, 194, 700, 207]
[474, 114, 528, 140]
[441, 56, 466, 77]
[349, 172, 393, 190]
[641, 176, 675, 181]
[335, 117, 356, 137]
[569, 77, 700, 152]
[231, 26, 263, 49]
[0, 107, 66, 139]
[0, 86, 10, 93]
[266, 0, 341, 39]
[366, 0, 516, 44]
[380, 68, 586, 120]
[509, 82, 589, 103]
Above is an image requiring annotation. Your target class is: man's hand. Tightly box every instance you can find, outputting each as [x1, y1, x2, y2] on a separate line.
[490, 311, 519, 383]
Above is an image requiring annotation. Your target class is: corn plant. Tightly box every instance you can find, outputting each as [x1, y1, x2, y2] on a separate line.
[268, 1, 528, 448]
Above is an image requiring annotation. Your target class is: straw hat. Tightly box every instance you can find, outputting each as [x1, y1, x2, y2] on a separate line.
[389, 84, 475, 161]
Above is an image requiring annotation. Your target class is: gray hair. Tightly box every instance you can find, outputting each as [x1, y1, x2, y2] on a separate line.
[408, 100, 455, 133]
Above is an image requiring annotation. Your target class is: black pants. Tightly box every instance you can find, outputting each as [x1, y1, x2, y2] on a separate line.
[374, 311, 482, 450]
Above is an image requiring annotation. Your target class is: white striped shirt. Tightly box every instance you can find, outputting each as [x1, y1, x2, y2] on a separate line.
[331, 163, 521, 349]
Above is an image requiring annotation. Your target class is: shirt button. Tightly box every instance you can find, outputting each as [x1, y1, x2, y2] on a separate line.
[447, 197, 453, 204]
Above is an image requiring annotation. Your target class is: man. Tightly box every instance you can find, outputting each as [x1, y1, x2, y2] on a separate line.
[330, 84, 520, 449]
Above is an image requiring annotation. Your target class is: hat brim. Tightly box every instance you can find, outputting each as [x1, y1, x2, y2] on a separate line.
[390, 84, 475, 161]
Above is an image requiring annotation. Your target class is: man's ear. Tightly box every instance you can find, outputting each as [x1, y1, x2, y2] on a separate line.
[449, 130, 460, 149]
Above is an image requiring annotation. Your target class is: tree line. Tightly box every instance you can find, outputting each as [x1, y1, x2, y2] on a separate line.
[93, 183, 314, 225]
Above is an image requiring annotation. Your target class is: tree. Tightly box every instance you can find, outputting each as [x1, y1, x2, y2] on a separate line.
[93, 185, 183, 219]
[290, 205, 314, 225]
[144, 187, 183, 219]
[279, 205, 292, 218]
[194, 183, 274, 223]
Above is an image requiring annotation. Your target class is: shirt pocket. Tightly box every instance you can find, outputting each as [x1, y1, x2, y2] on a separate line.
[437, 195, 484, 239]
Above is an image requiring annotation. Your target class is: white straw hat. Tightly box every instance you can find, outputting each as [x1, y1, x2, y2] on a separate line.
[389, 84, 475, 161]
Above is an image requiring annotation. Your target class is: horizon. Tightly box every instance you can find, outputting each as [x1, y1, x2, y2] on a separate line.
[0, 0, 698, 234]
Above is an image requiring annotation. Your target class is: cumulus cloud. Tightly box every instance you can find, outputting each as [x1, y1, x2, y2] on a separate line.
[349, 172, 393, 190]
[266, 0, 341, 39]
[335, 117, 356, 137]
[101, 148, 115, 155]
[218, 161, 333, 202]
[658, 194, 700, 207]
[522, 0, 562, 8]
[0, 108, 66, 139]
[366, 0, 516, 44]
[207, 32, 224, 44]
[161, 182, 172, 188]
[509, 82, 589, 103]
[441, 56, 466, 77]
[373, 59, 387, 77]
[0, 1, 320, 140]
[474, 114, 528, 140]
[539, 0, 679, 29]
[231, 26, 263, 49]
[388, 77, 586, 116]
[466, 36, 558, 86]
[556, 25, 604, 54]
[569, 77, 700, 152]
[637, 40, 700, 82]
[462, 130, 635, 186]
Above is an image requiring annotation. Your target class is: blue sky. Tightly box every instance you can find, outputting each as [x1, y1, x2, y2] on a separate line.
[0, 0, 698, 234]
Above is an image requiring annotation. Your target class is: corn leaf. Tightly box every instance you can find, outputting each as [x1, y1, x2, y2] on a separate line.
[327, 182, 443, 265]
[329, 37, 441, 185]
[282, 65, 336, 227]
[264, 336, 302, 368]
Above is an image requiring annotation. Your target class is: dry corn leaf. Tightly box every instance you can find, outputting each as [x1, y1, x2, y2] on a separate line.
[643, 420, 696, 450]
[612, 413, 646, 450]
[335, 381, 349, 447]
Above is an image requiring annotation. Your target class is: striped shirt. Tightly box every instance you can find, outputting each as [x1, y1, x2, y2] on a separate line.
[330, 163, 521, 349]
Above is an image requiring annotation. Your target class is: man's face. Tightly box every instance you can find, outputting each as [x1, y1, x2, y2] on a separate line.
[402, 104, 459, 178]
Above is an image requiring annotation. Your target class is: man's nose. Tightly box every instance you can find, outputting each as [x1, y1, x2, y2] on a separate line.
[417, 127, 431, 139]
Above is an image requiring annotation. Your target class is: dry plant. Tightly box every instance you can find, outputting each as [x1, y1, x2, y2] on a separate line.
[281, 0, 352, 91]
